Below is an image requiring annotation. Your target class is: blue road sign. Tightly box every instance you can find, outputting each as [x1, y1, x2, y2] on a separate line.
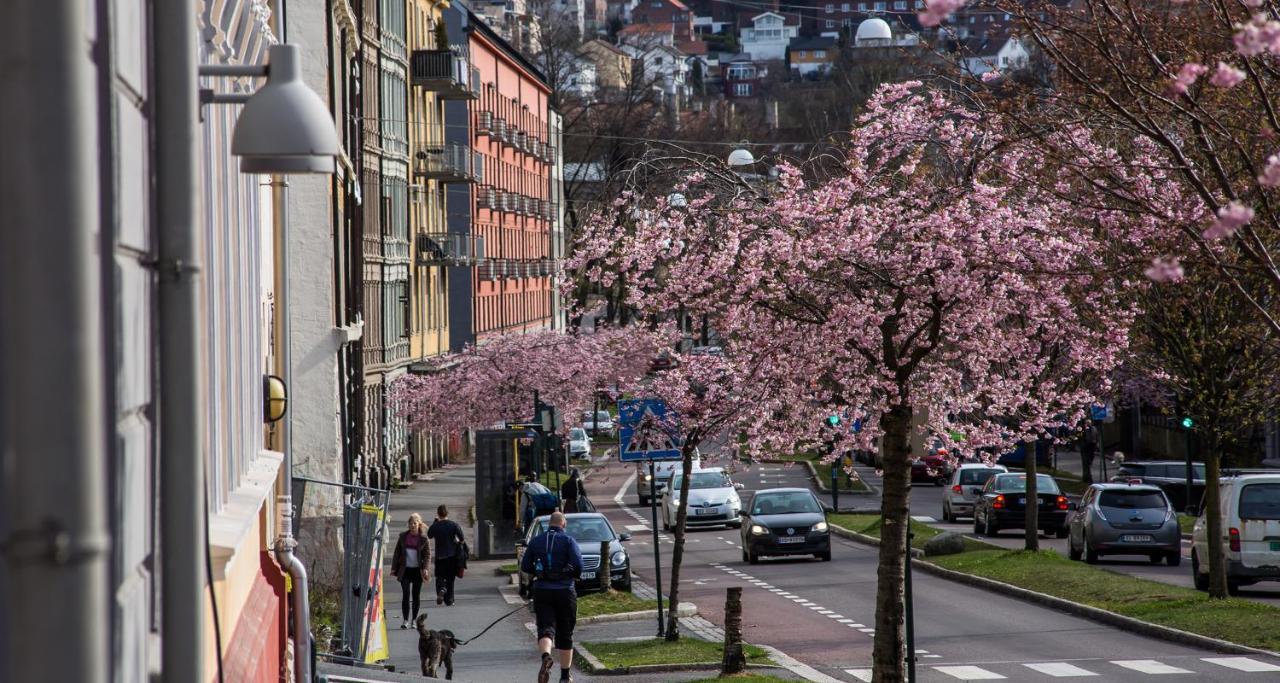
[618, 398, 682, 462]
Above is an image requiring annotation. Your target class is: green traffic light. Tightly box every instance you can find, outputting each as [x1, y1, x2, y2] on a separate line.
[1181, 417, 1194, 429]
[827, 415, 840, 426]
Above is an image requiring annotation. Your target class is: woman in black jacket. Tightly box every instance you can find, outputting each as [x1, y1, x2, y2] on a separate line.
[560, 469, 586, 513]
[390, 513, 429, 628]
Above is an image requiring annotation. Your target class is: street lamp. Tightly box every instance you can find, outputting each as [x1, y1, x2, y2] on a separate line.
[727, 147, 755, 169]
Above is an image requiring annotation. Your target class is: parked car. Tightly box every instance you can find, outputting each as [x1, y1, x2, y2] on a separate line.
[1112, 460, 1205, 511]
[995, 440, 1053, 468]
[911, 450, 954, 486]
[568, 427, 591, 460]
[942, 464, 1008, 522]
[1067, 483, 1181, 565]
[649, 351, 678, 372]
[739, 488, 831, 563]
[636, 450, 700, 506]
[660, 467, 744, 530]
[516, 512, 632, 596]
[1191, 473, 1280, 594]
[582, 410, 615, 437]
[973, 473, 1070, 538]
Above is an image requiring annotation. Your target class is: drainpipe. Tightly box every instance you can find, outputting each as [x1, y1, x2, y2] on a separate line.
[153, 0, 206, 680]
[270, 4, 311, 681]
[0, 2, 109, 681]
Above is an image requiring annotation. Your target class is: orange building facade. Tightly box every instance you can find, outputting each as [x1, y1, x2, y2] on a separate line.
[469, 21, 557, 341]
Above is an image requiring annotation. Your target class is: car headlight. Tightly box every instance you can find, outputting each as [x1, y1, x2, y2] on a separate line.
[644, 474, 652, 481]
[814, 521, 829, 532]
[672, 498, 681, 506]
[750, 524, 768, 535]
[611, 551, 627, 567]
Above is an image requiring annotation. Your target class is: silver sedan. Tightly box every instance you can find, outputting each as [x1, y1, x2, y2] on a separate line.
[1067, 483, 1181, 566]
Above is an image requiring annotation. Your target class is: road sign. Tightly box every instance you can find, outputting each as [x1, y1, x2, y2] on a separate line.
[1090, 402, 1114, 424]
[618, 398, 682, 462]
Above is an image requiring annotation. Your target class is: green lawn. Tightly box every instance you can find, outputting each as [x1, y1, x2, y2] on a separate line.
[778, 451, 869, 492]
[496, 563, 519, 575]
[577, 590, 657, 618]
[930, 549, 1280, 652]
[688, 674, 795, 683]
[584, 638, 771, 670]
[1178, 514, 1196, 535]
[829, 513, 995, 552]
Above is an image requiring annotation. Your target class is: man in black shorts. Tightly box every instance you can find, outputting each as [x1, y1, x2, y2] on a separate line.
[520, 511, 583, 683]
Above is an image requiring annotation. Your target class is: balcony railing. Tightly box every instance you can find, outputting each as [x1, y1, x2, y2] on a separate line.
[413, 143, 475, 183]
[477, 186, 498, 210]
[476, 111, 493, 136]
[415, 232, 486, 267]
[409, 49, 478, 99]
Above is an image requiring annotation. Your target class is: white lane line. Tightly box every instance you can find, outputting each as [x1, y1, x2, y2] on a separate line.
[769, 589, 785, 593]
[825, 614, 845, 619]
[933, 665, 1006, 680]
[845, 670, 873, 682]
[1111, 660, 1194, 675]
[817, 609, 834, 614]
[808, 605, 825, 610]
[625, 524, 650, 531]
[857, 627, 875, 632]
[1201, 657, 1280, 673]
[791, 598, 808, 603]
[1023, 662, 1099, 677]
[836, 619, 855, 624]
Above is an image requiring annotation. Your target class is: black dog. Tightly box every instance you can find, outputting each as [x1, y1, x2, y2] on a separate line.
[414, 613, 458, 679]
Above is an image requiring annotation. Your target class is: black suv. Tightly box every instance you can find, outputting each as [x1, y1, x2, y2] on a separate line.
[1112, 461, 1205, 510]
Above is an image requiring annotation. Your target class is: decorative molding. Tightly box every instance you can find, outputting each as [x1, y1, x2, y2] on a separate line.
[333, 0, 361, 58]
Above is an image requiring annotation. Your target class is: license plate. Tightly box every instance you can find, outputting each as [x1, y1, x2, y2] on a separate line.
[580, 571, 596, 580]
[1018, 497, 1026, 504]
[1271, 541, 1280, 551]
[695, 507, 717, 516]
[1121, 534, 1154, 543]
[777, 536, 805, 544]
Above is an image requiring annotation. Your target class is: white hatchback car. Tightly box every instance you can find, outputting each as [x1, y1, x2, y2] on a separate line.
[1191, 473, 1280, 594]
[583, 410, 616, 437]
[661, 467, 743, 530]
[568, 427, 591, 460]
[942, 463, 1008, 522]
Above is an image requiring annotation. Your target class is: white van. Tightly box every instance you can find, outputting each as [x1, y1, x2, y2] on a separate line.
[1191, 473, 1280, 593]
[635, 449, 700, 506]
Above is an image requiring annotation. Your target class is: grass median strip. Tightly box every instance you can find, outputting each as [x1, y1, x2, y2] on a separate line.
[930, 549, 1280, 652]
[830, 513, 996, 552]
[777, 451, 869, 492]
[577, 590, 657, 618]
[687, 674, 796, 683]
[583, 638, 771, 670]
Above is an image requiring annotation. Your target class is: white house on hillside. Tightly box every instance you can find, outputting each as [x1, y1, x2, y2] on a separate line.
[740, 12, 799, 61]
[960, 34, 1029, 77]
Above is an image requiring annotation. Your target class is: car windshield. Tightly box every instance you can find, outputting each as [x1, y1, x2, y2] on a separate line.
[585, 411, 611, 422]
[1099, 490, 1167, 509]
[959, 468, 1001, 485]
[671, 471, 732, 490]
[532, 517, 616, 543]
[569, 428, 586, 439]
[1239, 483, 1280, 520]
[992, 474, 1060, 494]
[751, 493, 820, 515]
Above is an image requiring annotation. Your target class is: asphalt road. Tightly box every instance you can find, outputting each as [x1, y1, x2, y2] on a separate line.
[594, 455, 1280, 682]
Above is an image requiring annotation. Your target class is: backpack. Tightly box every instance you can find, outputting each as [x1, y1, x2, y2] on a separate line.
[530, 490, 560, 516]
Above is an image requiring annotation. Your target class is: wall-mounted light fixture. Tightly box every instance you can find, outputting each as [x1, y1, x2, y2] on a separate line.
[264, 374, 288, 423]
[200, 44, 339, 174]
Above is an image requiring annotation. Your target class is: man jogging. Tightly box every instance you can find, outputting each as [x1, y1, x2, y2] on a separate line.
[520, 511, 583, 683]
[427, 504, 466, 606]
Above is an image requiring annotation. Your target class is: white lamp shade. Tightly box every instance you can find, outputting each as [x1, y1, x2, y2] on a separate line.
[727, 149, 755, 168]
[232, 44, 340, 174]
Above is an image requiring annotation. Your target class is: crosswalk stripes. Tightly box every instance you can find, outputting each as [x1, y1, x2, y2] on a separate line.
[1022, 662, 1100, 677]
[933, 665, 1007, 680]
[841, 657, 1280, 681]
[845, 670, 872, 682]
[1202, 657, 1280, 672]
[1112, 659, 1194, 675]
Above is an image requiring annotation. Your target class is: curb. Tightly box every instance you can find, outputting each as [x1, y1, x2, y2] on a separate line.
[578, 601, 697, 625]
[575, 640, 791, 676]
[759, 458, 876, 496]
[829, 525, 1280, 659]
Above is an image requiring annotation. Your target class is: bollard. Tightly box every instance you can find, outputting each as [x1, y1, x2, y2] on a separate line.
[600, 540, 611, 592]
[722, 586, 746, 674]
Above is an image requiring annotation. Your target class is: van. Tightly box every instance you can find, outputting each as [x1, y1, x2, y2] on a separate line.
[1190, 473, 1280, 593]
[635, 449, 700, 506]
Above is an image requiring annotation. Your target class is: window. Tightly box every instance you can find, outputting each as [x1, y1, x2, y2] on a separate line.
[841, 2, 850, 9]
[1099, 490, 1168, 510]
[733, 82, 752, 96]
[1240, 483, 1280, 520]
[874, 1, 885, 10]
[825, 19, 835, 28]
[813, 49, 826, 58]
[915, 0, 924, 6]
[958, 468, 1002, 486]
[858, 2, 867, 9]
[795, 50, 807, 59]
[894, 0, 906, 9]
[825, 3, 834, 12]
[842, 17, 854, 26]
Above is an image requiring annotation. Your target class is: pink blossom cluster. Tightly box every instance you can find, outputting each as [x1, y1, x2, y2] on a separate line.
[1144, 257, 1185, 283]
[1209, 61, 1246, 88]
[1258, 153, 1280, 187]
[918, 0, 965, 28]
[1169, 62, 1207, 95]
[1203, 201, 1254, 240]
[1234, 14, 1280, 57]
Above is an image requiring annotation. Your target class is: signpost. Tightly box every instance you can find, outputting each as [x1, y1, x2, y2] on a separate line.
[618, 398, 682, 637]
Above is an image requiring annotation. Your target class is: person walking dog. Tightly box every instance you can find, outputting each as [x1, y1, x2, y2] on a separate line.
[391, 513, 430, 629]
[427, 504, 466, 606]
[520, 511, 583, 683]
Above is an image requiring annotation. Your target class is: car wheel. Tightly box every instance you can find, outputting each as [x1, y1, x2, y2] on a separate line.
[638, 494, 648, 507]
[742, 548, 749, 563]
[1148, 553, 1163, 565]
[1055, 526, 1069, 539]
[1166, 551, 1181, 567]
[1192, 550, 1209, 591]
[816, 550, 831, 562]
[935, 476, 946, 487]
[1085, 537, 1099, 564]
[747, 548, 759, 565]
[662, 515, 671, 532]
[1068, 535, 1082, 561]
[1228, 581, 1241, 596]
[942, 503, 952, 523]
[973, 511, 983, 534]
[984, 514, 998, 537]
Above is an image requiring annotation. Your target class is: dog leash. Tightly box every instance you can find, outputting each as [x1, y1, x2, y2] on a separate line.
[454, 603, 529, 646]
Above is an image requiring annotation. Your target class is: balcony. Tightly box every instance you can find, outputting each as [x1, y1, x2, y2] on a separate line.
[410, 49, 478, 99]
[415, 232, 486, 267]
[413, 143, 475, 183]
[477, 185, 498, 210]
[476, 111, 493, 136]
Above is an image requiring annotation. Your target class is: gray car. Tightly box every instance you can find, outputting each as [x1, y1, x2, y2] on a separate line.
[1067, 483, 1181, 566]
[942, 464, 1007, 522]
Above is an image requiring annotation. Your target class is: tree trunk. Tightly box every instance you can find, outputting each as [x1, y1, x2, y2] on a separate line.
[721, 587, 746, 674]
[1204, 445, 1229, 598]
[872, 405, 912, 683]
[664, 441, 698, 640]
[1024, 440, 1040, 551]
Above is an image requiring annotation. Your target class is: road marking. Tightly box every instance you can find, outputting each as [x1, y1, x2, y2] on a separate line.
[845, 670, 873, 682]
[791, 598, 808, 603]
[808, 605, 825, 610]
[825, 614, 844, 619]
[911, 516, 938, 523]
[1023, 662, 1099, 677]
[817, 609, 834, 614]
[858, 627, 875, 632]
[1201, 657, 1280, 673]
[769, 588, 785, 593]
[836, 618, 855, 623]
[933, 665, 1006, 680]
[625, 524, 650, 531]
[1112, 660, 1193, 675]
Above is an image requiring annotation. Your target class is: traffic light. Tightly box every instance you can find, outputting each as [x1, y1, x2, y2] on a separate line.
[826, 415, 841, 427]
[1181, 416, 1194, 429]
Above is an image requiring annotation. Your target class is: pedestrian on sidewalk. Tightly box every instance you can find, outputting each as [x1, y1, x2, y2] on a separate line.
[427, 504, 466, 606]
[520, 511, 583, 683]
[560, 468, 586, 513]
[391, 512, 430, 629]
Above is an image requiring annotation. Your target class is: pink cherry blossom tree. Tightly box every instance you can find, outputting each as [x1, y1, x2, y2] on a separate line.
[573, 83, 1143, 682]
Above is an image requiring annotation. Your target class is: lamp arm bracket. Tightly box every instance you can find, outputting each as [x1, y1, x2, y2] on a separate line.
[142, 256, 203, 282]
[199, 63, 269, 78]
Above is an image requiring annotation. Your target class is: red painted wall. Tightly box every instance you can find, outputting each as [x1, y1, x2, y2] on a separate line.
[218, 552, 288, 683]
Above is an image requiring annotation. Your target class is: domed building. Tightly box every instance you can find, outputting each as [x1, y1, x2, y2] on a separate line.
[854, 17, 893, 47]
